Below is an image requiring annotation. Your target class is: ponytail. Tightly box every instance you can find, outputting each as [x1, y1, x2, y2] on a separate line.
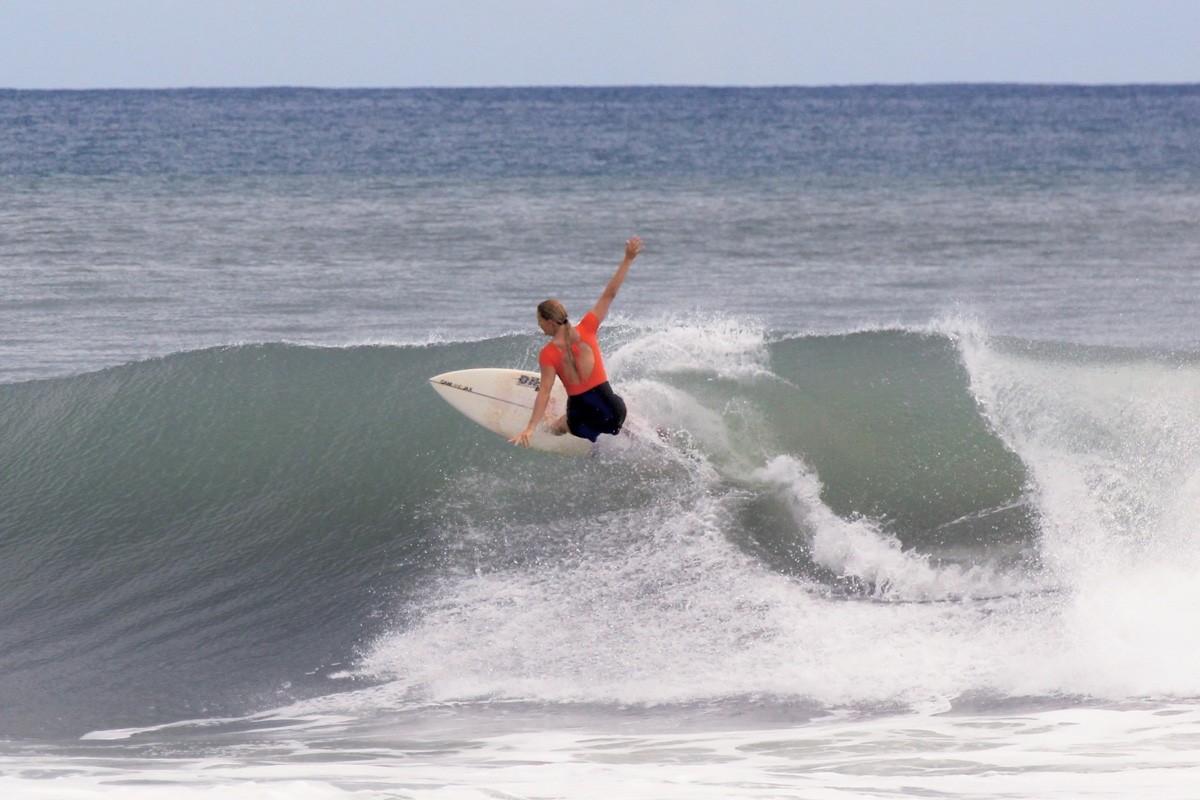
[537, 298, 582, 384]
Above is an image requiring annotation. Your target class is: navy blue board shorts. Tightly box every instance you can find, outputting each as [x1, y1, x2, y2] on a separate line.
[566, 381, 627, 442]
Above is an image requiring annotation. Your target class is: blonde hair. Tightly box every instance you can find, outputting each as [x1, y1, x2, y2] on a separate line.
[537, 298, 582, 385]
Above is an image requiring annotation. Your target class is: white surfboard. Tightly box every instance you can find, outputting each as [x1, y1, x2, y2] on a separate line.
[428, 368, 592, 456]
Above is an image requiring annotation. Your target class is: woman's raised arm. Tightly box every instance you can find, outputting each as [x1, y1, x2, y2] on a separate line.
[589, 236, 643, 323]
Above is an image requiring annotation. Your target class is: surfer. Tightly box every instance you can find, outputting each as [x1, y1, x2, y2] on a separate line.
[509, 235, 644, 447]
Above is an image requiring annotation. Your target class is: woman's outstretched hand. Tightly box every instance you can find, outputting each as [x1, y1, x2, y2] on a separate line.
[625, 235, 644, 261]
[509, 427, 534, 447]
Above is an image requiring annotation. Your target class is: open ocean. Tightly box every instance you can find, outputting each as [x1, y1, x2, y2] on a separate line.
[2, 85, 1200, 797]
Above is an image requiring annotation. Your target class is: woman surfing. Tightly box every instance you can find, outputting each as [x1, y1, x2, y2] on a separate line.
[509, 236, 644, 448]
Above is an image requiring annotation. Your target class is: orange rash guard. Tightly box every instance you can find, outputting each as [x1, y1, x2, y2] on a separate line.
[538, 311, 609, 395]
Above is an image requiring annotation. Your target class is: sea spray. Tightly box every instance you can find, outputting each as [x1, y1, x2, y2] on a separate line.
[750, 454, 1033, 601]
[357, 323, 1057, 712]
[956, 330, 1200, 698]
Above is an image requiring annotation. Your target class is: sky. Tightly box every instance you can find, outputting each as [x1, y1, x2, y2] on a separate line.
[2, 0, 1198, 89]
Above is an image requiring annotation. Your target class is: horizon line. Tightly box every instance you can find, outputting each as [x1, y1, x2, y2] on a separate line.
[5, 80, 1200, 93]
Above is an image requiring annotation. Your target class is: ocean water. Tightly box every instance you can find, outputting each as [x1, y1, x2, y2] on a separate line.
[1, 85, 1200, 797]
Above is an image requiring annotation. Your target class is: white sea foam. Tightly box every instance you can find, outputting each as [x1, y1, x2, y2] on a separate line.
[47, 703, 1200, 800]
[358, 454, 1046, 713]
